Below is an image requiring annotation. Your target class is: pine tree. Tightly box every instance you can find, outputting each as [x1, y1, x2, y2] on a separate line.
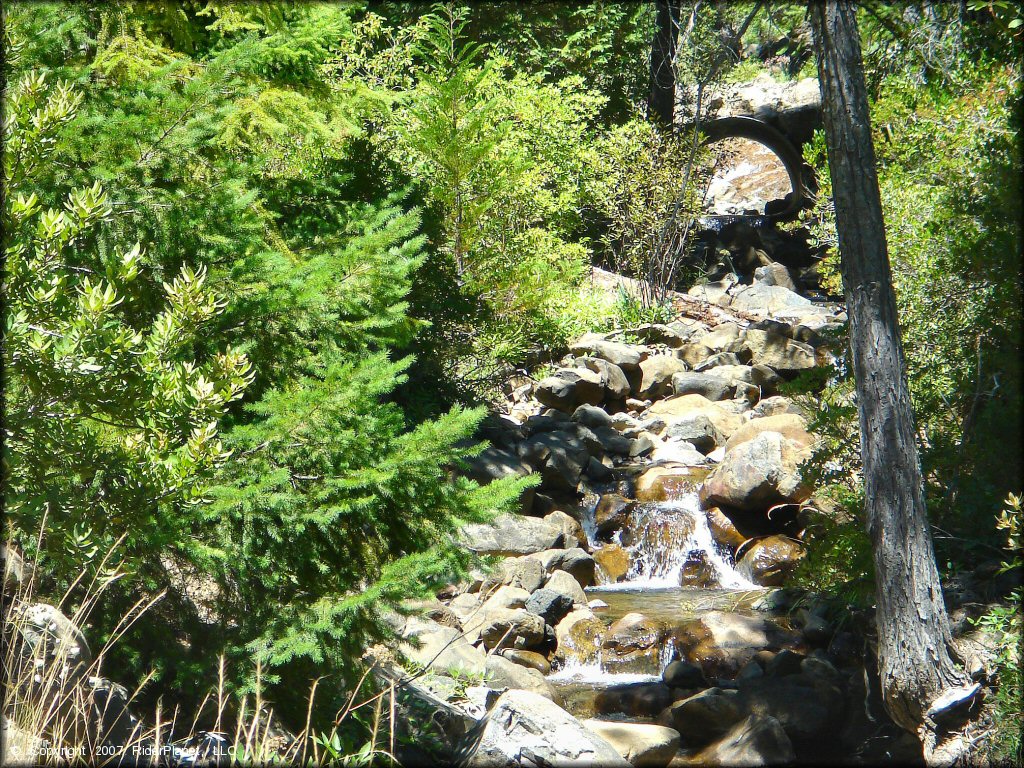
[205, 199, 532, 704]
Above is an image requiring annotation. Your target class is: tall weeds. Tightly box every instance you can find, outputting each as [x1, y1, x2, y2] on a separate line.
[2, 536, 399, 766]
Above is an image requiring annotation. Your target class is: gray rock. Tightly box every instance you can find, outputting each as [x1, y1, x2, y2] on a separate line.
[498, 556, 547, 594]
[662, 659, 707, 689]
[695, 351, 748, 371]
[535, 369, 605, 412]
[571, 404, 612, 430]
[665, 414, 725, 454]
[15, 603, 92, 677]
[525, 588, 573, 625]
[545, 569, 588, 608]
[754, 263, 797, 292]
[671, 372, 735, 401]
[479, 608, 546, 651]
[521, 431, 590, 493]
[749, 395, 803, 420]
[699, 432, 811, 512]
[629, 434, 657, 457]
[727, 282, 816, 318]
[585, 455, 613, 481]
[484, 655, 554, 700]
[742, 328, 817, 372]
[461, 515, 566, 557]
[570, 335, 645, 371]
[592, 426, 636, 456]
[400, 617, 487, 676]
[699, 715, 795, 766]
[577, 357, 631, 400]
[461, 689, 630, 767]
[530, 547, 597, 588]
[669, 687, 744, 745]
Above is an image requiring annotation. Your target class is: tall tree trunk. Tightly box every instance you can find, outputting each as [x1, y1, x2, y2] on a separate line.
[648, 0, 682, 126]
[808, 0, 972, 740]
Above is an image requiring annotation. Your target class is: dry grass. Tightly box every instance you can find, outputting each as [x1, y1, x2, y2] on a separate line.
[3, 533, 401, 766]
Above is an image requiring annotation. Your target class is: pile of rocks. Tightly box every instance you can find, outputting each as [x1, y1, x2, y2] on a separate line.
[382, 275, 866, 765]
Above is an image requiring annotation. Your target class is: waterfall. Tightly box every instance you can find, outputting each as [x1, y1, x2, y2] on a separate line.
[594, 492, 758, 591]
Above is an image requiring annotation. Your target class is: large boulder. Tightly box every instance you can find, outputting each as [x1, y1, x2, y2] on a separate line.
[545, 569, 588, 608]
[15, 603, 92, 672]
[479, 608, 547, 651]
[748, 395, 805, 420]
[535, 369, 605, 412]
[725, 414, 813, 453]
[735, 674, 845, 743]
[645, 394, 742, 440]
[520, 431, 590, 493]
[699, 432, 811, 512]
[496, 556, 547, 594]
[741, 328, 817, 372]
[400, 617, 486, 676]
[577, 357, 631, 401]
[581, 721, 680, 767]
[668, 687, 744, 745]
[462, 515, 566, 557]
[671, 611, 801, 679]
[571, 404, 612, 430]
[529, 548, 597, 588]
[726, 283, 815, 319]
[554, 608, 604, 664]
[484, 655, 555, 700]
[736, 536, 805, 587]
[525, 588, 573, 626]
[460, 689, 631, 767]
[661, 659, 707, 689]
[544, 510, 588, 550]
[462, 446, 533, 485]
[594, 544, 631, 583]
[570, 334, 645, 371]
[664, 413, 726, 454]
[754, 263, 797, 291]
[637, 356, 689, 399]
[480, 585, 531, 612]
[603, 613, 664, 665]
[671, 372, 734, 401]
[635, 465, 707, 503]
[696, 715, 795, 766]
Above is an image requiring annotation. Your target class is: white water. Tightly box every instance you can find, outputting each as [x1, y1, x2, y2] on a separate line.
[590, 492, 758, 591]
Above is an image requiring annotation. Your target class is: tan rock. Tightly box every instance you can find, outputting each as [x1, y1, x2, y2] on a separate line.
[635, 465, 708, 503]
[594, 544, 631, 583]
[646, 394, 743, 439]
[724, 414, 814, 453]
[555, 608, 604, 664]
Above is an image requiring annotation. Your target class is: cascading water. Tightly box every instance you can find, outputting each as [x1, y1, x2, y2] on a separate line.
[622, 495, 757, 589]
[552, 489, 760, 685]
[586, 492, 757, 591]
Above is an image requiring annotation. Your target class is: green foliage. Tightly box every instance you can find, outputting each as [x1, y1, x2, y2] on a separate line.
[205, 201, 533, 696]
[802, 61, 1021, 549]
[3, 72, 252, 591]
[588, 118, 709, 306]
[972, 493, 1023, 764]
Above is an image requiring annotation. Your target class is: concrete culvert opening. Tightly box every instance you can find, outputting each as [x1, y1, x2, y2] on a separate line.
[704, 137, 793, 217]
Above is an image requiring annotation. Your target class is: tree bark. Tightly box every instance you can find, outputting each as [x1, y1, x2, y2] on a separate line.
[808, 0, 970, 737]
[648, 0, 682, 126]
